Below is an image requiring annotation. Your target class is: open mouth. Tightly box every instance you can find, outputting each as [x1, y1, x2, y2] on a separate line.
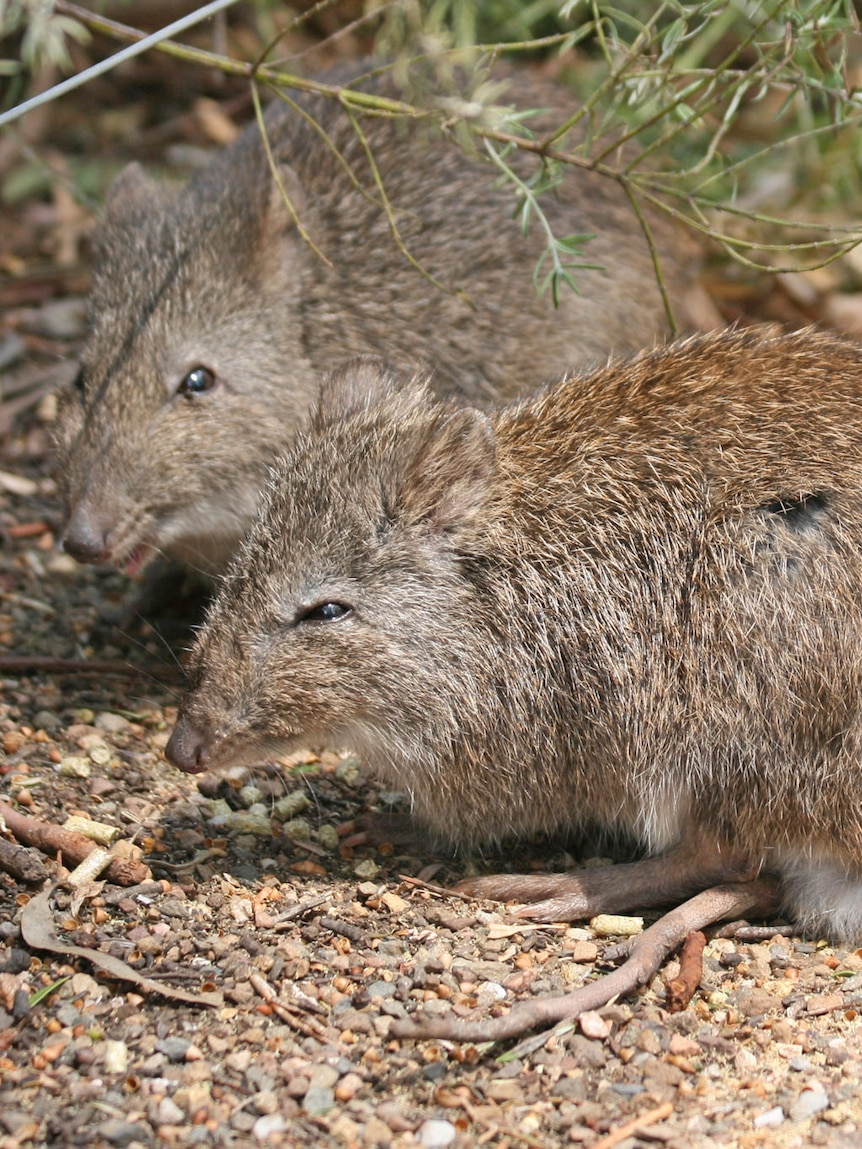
[119, 542, 156, 577]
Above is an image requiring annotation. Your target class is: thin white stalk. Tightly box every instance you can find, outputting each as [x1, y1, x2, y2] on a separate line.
[0, 0, 242, 128]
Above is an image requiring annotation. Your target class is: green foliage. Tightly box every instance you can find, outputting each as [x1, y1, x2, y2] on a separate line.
[2, 0, 860, 303]
[0, 0, 90, 74]
[369, 0, 862, 283]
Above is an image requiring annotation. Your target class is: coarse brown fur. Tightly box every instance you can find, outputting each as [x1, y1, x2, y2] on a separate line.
[168, 327, 862, 942]
[55, 61, 706, 578]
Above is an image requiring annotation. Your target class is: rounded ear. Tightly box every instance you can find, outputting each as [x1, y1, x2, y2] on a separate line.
[402, 407, 496, 535]
[314, 357, 405, 428]
[103, 162, 160, 216]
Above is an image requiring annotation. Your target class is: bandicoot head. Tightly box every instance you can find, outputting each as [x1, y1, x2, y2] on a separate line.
[166, 358, 497, 787]
[55, 148, 315, 578]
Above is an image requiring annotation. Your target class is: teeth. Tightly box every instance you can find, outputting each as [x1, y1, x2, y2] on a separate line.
[121, 543, 154, 576]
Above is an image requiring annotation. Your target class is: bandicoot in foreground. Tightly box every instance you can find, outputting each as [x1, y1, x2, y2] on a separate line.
[168, 328, 862, 942]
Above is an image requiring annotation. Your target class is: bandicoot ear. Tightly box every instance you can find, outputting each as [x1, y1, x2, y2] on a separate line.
[104, 162, 160, 216]
[403, 407, 496, 535]
[314, 357, 406, 427]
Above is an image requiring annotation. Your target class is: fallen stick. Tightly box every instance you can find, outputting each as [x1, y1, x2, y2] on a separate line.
[591, 1101, 675, 1149]
[0, 801, 151, 886]
[664, 928, 707, 1012]
[391, 878, 780, 1043]
[0, 835, 49, 882]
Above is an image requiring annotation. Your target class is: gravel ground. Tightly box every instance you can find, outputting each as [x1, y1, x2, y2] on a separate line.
[2, 333, 862, 1149]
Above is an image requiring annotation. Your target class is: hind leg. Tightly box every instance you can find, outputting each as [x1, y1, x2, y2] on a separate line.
[454, 834, 760, 922]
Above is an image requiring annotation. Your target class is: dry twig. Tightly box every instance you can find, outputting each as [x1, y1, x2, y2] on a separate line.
[391, 879, 780, 1043]
[664, 929, 707, 1012]
[591, 1101, 675, 1149]
[0, 801, 151, 886]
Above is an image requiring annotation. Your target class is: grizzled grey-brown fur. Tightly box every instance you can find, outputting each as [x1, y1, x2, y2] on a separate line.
[168, 327, 862, 942]
[55, 62, 705, 578]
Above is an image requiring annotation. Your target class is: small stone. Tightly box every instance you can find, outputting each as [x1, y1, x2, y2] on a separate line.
[789, 1090, 829, 1122]
[335, 755, 362, 785]
[66, 972, 101, 1001]
[579, 1011, 611, 1040]
[354, 858, 381, 879]
[308, 1064, 340, 1090]
[567, 940, 599, 962]
[59, 755, 91, 778]
[253, 1113, 287, 1140]
[303, 1086, 335, 1115]
[102, 1040, 128, 1074]
[789, 1056, 814, 1072]
[668, 1033, 701, 1058]
[156, 1036, 192, 1062]
[375, 1102, 414, 1133]
[806, 993, 844, 1016]
[754, 1107, 785, 1129]
[157, 1097, 185, 1126]
[238, 784, 264, 808]
[222, 809, 272, 836]
[33, 710, 61, 731]
[335, 1071, 364, 1101]
[362, 1116, 394, 1144]
[418, 1119, 458, 1148]
[96, 712, 131, 734]
[366, 980, 396, 999]
[486, 1079, 523, 1101]
[250, 1091, 279, 1115]
[93, 1120, 150, 1147]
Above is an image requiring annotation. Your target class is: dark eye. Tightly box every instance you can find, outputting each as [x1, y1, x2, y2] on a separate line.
[178, 366, 217, 396]
[72, 366, 85, 393]
[296, 601, 353, 624]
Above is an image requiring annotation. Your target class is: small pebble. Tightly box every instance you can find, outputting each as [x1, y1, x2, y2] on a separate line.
[789, 1090, 829, 1122]
[418, 1119, 458, 1148]
[58, 755, 91, 778]
[789, 1056, 814, 1072]
[579, 1011, 611, 1040]
[102, 1040, 128, 1074]
[155, 1037, 192, 1062]
[303, 1086, 335, 1115]
[754, 1106, 785, 1129]
[253, 1113, 287, 1140]
[95, 712, 131, 734]
[156, 1097, 185, 1126]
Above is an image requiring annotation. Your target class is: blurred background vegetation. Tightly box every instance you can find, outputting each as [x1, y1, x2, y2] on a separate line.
[1, 0, 861, 337]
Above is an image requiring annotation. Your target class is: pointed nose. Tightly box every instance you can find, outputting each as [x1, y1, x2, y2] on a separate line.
[62, 504, 112, 564]
[165, 715, 211, 774]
